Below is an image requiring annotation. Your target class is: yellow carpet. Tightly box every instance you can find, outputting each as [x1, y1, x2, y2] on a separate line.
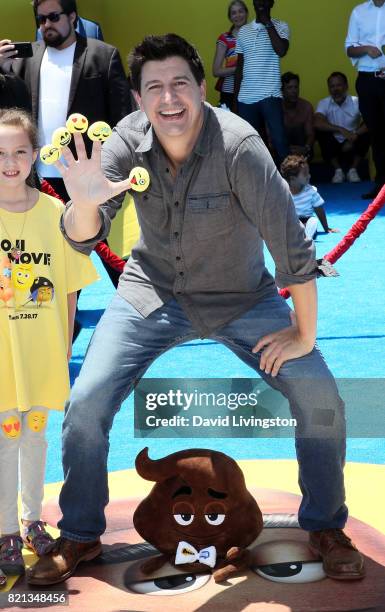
[41, 460, 385, 535]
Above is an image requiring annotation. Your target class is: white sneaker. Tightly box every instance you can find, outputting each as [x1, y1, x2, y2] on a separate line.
[347, 168, 361, 183]
[332, 168, 345, 184]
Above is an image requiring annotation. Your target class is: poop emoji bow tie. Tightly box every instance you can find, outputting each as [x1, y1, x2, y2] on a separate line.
[175, 541, 217, 568]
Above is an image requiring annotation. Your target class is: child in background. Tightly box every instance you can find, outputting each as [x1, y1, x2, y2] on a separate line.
[281, 155, 339, 239]
[0, 109, 98, 576]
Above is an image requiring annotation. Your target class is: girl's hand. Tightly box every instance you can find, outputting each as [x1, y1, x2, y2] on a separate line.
[55, 133, 132, 210]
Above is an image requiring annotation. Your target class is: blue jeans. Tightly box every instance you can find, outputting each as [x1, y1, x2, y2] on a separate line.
[238, 97, 289, 163]
[58, 294, 347, 541]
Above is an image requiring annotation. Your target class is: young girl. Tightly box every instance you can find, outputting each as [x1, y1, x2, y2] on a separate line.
[281, 154, 339, 240]
[0, 109, 98, 576]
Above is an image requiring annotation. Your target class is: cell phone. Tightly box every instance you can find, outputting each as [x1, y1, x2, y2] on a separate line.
[12, 42, 33, 58]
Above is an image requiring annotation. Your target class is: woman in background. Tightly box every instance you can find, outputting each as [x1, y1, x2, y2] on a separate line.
[212, 0, 248, 109]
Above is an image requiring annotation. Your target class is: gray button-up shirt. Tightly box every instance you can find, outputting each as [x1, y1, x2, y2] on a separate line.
[62, 104, 316, 337]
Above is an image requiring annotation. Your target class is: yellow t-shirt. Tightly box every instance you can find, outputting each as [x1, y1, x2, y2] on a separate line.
[0, 193, 99, 412]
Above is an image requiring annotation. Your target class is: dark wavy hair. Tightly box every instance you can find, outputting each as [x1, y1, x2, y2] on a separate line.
[32, 0, 77, 13]
[327, 71, 348, 85]
[281, 71, 300, 87]
[129, 34, 205, 93]
[280, 155, 308, 181]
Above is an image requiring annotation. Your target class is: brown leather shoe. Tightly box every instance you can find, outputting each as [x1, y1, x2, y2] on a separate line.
[26, 537, 102, 585]
[309, 529, 365, 580]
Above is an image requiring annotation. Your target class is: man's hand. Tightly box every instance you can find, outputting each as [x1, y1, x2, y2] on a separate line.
[327, 228, 340, 233]
[55, 133, 132, 210]
[0, 39, 16, 72]
[365, 45, 382, 58]
[252, 325, 314, 378]
[339, 127, 357, 143]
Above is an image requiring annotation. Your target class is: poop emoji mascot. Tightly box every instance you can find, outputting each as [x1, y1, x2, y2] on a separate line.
[133, 447, 263, 582]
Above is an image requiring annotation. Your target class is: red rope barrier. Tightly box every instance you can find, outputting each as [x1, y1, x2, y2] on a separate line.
[279, 184, 385, 299]
[94, 241, 125, 272]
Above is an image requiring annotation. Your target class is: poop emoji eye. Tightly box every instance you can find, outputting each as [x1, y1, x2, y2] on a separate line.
[174, 513, 194, 526]
[128, 573, 211, 596]
[251, 539, 326, 583]
[205, 513, 225, 526]
[253, 561, 326, 584]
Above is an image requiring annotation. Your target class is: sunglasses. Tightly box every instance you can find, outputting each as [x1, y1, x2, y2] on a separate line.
[36, 11, 66, 26]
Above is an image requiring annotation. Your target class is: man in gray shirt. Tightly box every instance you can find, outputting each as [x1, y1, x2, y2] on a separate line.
[27, 34, 364, 585]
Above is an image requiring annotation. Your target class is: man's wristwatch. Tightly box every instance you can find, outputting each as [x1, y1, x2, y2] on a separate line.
[265, 21, 274, 29]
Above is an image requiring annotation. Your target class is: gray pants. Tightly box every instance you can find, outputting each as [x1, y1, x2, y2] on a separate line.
[0, 408, 48, 535]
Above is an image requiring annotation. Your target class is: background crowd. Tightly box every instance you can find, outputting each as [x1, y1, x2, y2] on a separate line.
[212, 0, 379, 196]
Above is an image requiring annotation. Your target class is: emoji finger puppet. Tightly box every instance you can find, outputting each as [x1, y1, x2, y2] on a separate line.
[40, 144, 61, 165]
[87, 121, 112, 142]
[133, 447, 263, 583]
[66, 113, 89, 134]
[128, 167, 150, 192]
[52, 126, 72, 148]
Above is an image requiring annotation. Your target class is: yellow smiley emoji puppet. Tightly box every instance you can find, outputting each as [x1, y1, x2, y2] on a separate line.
[66, 113, 89, 134]
[39, 144, 61, 165]
[128, 167, 150, 192]
[52, 127, 72, 148]
[87, 121, 112, 142]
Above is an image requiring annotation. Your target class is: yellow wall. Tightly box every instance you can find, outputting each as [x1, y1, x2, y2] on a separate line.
[3, 1, 362, 107]
[78, 0, 360, 106]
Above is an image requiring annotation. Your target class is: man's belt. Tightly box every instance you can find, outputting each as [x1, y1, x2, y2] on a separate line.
[359, 70, 385, 78]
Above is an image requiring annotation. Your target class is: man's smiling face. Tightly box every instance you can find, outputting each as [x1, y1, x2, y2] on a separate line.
[134, 56, 206, 143]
